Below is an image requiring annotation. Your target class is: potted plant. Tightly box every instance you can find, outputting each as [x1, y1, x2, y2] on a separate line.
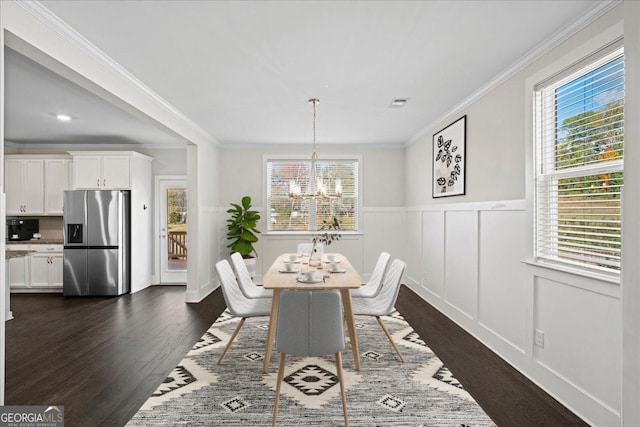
[226, 196, 261, 274]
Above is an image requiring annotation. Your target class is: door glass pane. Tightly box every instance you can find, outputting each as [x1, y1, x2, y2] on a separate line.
[167, 188, 187, 271]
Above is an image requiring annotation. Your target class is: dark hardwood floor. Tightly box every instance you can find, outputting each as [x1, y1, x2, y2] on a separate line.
[395, 286, 589, 427]
[6, 285, 588, 427]
[6, 286, 226, 427]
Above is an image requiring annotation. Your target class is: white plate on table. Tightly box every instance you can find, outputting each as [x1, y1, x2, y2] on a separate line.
[296, 276, 324, 284]
[328, 269, 347, 273]
[284, 260, 301, 264]
[324, 259, 341, 263]
[279, 269, 300, 273]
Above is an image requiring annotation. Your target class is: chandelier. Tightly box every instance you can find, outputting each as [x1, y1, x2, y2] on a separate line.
[289, 98, 342, 199]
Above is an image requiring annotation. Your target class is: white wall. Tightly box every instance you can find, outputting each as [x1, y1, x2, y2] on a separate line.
[129, 153, 153, 292]
[621, 1, 640, 424]
[186, 142, 222, 302]
[404, 5, 625, 426]
[218, 145, 406, 279]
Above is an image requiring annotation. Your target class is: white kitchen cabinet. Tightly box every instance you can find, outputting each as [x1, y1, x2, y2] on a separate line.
[30, 246, 63, 289]
[7, 244, 64, 292]
[6, 245, 29, 290]
[72, 154, 130, 189]
[4, 158, 44, 215]
[44, 159, 72, 215]
[4, 155, 73, 216]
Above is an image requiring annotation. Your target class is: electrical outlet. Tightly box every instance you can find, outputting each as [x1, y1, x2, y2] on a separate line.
[534, 329, 545, 348]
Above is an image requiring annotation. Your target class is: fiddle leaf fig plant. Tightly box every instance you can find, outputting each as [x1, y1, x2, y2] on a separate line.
[226, 196, 261, 258]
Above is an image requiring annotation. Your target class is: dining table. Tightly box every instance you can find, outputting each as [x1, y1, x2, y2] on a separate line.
[261, 252, 362, 373]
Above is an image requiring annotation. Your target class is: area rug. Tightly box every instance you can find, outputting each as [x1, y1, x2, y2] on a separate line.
[127, 309, 496, 426]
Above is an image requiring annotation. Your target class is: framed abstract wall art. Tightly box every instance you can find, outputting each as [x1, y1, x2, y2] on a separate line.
[432, 115, 466, 198]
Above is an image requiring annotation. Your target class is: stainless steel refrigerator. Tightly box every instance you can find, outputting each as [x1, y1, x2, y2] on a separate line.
[63, 190, 130, 296]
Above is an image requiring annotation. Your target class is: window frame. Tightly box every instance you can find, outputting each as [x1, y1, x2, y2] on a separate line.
[533, 45, 624, 279]
[263, 154, 362, 234]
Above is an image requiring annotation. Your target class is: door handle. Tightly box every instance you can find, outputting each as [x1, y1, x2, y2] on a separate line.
[103, 179, 106, 187]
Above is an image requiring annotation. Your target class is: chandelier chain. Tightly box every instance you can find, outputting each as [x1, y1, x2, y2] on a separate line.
[309, 98, 319, 159]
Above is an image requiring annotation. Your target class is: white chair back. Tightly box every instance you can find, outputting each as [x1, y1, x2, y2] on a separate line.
[297, 242, 324, 255]
[352, 251, 391, 298]
[374, 259, 406, 315]
[230, 252, 271, 299]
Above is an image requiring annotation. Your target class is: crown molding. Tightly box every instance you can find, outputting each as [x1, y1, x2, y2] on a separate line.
[405, 0, 621, 147]
[14, 1, 216, 146]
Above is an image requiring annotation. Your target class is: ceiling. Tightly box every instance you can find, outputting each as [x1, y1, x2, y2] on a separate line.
[5, 1, 605, 148]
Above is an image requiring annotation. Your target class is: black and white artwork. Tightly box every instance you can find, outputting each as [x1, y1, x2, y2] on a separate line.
[432, 115, 466, 198]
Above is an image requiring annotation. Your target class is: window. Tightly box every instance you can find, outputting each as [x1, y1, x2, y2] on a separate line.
[266, 158, 359, 232]
[535, 47, 624, 276]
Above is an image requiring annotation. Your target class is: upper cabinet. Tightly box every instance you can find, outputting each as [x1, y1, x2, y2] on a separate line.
[4, 154, 71, 216]
[44, 159, 73, 215]
[4, 156, 72, 216]
[70, 153, 135, 189]
[5, 158, 44, 215]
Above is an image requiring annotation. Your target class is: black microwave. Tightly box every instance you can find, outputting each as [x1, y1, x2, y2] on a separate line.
[7, 219, 39, 241]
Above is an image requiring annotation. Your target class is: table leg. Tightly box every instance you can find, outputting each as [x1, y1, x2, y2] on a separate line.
[341, 289, 360, 371]
[263, 289, 281, 372]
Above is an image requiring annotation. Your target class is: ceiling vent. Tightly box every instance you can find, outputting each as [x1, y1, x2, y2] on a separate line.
[389, 98, 408, 108]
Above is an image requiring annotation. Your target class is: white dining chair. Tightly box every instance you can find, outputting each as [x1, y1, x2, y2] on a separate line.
[272, 290, 349, 427]
[351, 251, 391, 298]
[352, 258, 407, 363]
[297, 242, 324, 256]
[230, 252, 272, 299]
[214, 259, 272, 364]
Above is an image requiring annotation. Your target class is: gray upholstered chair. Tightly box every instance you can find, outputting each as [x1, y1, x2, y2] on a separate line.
[214, 259, 272, 364]
[272, 290, 349, 427]
[351, 251, 391, 298]
[352, 258, 407, 363]
[230, 252, 272, 299]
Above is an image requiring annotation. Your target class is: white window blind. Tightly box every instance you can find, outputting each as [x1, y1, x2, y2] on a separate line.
[535, 47, 624, 275]
[266, 158, 358, 232]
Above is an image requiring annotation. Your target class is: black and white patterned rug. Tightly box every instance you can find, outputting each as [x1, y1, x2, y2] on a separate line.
[127, 309, 496, 426]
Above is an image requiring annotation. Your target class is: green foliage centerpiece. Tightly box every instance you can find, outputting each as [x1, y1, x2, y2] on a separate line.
[226, 196, 261, 258]
[312, 216, 342, 247]
[310, 217, 341, 265]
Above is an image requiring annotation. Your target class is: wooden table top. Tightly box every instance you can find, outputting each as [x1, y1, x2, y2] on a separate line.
[262, 253, 361, 290]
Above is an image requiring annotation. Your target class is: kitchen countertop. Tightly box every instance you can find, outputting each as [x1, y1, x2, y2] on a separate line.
[6, 239, 64, 245]
[6, 250, 36, 259]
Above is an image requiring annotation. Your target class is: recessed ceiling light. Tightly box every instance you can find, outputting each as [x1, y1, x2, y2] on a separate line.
[56, 114, 72, 121]
[389, 98, 409, 107]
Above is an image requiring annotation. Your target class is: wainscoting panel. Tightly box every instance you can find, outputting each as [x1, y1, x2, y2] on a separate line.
[256, 209, 404, 281]
[443, 210, 478, 319]
[534, 276, 621, 416]
[362, 209, 405, 279]
[187, 208, 219, 303]
[422, 211, 444, 298]
[477, 210, 527, 352]
[407, 199, 620, 425]
[258, 236, 363, 277]
[405, 211, 423, 288]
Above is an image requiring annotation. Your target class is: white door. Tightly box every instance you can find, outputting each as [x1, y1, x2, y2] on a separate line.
[159, 179, 187, 283]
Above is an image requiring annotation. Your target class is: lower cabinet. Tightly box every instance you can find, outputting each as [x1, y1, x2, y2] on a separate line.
[30, 251, 63, 289]
[6, 246, 29, 290]
[7, 244, 63, 292]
